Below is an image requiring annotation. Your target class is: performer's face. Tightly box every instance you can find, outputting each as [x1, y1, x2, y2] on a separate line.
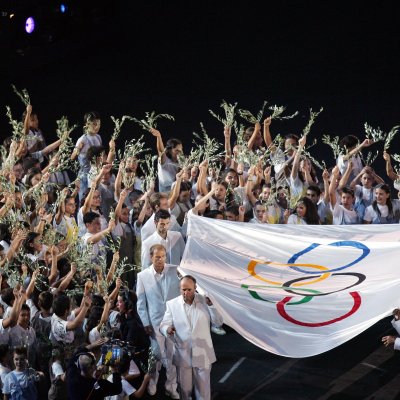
[180, 278, 196, 305]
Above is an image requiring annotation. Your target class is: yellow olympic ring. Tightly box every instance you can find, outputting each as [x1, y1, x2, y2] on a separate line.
[247, 259, 331, 287]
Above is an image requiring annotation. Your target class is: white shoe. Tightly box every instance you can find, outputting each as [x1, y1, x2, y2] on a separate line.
[147, 381, 157, 396]
[165, 388, 180, 399]
[211, 325, 226, 335]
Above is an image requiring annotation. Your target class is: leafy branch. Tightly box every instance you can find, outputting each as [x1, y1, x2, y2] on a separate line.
[131, 111, 174, 131]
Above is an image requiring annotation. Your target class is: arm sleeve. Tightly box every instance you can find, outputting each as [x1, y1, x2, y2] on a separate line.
[136, 275, 150, 327]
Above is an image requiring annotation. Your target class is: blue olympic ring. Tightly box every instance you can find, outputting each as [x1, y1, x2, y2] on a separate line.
[287, 241, 370, 274]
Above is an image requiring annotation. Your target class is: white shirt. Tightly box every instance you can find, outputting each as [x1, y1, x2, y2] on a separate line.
[50, 313, 75, 344]
[287, 214, 308, 225]
[141, 230, 185, 269]
[363, 204, 389, 222]
[331, 203, 359, 225]
[140, 213, 182, 241]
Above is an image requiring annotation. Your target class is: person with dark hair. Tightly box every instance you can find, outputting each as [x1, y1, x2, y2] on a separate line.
[140, 193, 181, 242]
[203, 210, 224, 220]
[363, 183, 399, 224]
[2, 346, 44, 400]
[382, 308, 400, 351]
[168, 171, 193, 226]
[224, 205, 240, 221]
[77, 164, 111, 237]
[160, 275, 223, 400]
[9, 304, 37, 367]
[22, 105, 46, 154]
[306, 182, 330, 224]
[285, 197, 321, 225]
[50, 294, 91, 348]
[0, 344, 10, 392]
[347, 166, 385, 220]
[82, 211, 115, 263]
[249, 201, 266, 224]
[71, 111, 103, 202]
[336, 134, 373, 184]
[140, 210, 185, 269]
[66, 346, 122, 400]
[136, 244, 180, 398]
[112, 190, 137, 287]
[23, 232, 46, 262]
[329, 166, 359, 225]
[106, 351, 151, 398]
[0, 287, 24, 348]
[54, 191, 79, 243]
[116, 290, 149, 352]
[209, 180, 232, 211]
[149, 128, 182, 193]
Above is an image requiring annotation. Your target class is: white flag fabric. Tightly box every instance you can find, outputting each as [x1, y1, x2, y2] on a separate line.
[180, 213, 400, 358]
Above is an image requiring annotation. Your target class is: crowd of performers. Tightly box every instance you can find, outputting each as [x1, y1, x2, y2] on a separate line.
[1, 97, 400, 399]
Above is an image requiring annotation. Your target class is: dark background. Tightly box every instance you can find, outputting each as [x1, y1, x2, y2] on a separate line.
[1, 1, 400, 177]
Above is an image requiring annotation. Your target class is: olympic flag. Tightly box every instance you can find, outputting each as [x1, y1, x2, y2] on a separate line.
[180, 213, 400, 358]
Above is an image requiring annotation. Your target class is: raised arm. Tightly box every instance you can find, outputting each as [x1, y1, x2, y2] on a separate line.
[196, 160, 209, 196]
[322, 169, 330, 204]
[23, 104, 32, 135]
[86, 219, 116, 245]
[329, 166, 340, 208]
[66, 295, 91, 331]
[338, 160, 353, 190]
[342, 138, 373, 161]
[168, 170, 184, 210]
[383, 151, 399, 181]
[106, 138, 116, 164]
[263, 117, 273, 148]
[41, 139, 61, 156]
[150, 129, 166, 163]
[56, 263, 77, 292]
[224, 125, 232, 165]
[115, 188, 130, 220]
[290, 135, 306, 180]
[247, 122, 262, 150]
[106, 252, 119, 283]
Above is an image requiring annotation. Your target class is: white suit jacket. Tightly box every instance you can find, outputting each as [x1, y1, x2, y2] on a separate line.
[136, 265, 180, 328]
[141, 230, 186, 269]
[160, 294, 223, 368]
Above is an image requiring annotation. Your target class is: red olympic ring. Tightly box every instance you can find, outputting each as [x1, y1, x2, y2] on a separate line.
[276, 292, 361, 327]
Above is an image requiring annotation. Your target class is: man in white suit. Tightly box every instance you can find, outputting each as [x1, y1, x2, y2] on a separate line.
[141, 209, 186, 269]
[136, 244, 181, 398]
[160, 275, 223, 400]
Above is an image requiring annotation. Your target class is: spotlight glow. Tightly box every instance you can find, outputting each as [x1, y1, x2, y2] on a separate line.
[25, 17, 35, 34]
[60, 4, 67, 13]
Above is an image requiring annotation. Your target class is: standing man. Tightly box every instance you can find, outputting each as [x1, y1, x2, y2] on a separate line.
[160, 275, 223, 400]
[136, 244, 180, 399]
[141, 209, 186, 269]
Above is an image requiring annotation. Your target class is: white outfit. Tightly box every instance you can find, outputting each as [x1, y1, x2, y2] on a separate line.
[141, 231, 185, 269]
[336, 154, 363, 184]
[158, 156, 179, 193]
[331, 203, 359, 225]
[50, 313, 75, 344]
[160, 294, 223, 400]
[136, 265, 181, 393]
[287, 214, 308, 225]
[140, 213, 182, 242]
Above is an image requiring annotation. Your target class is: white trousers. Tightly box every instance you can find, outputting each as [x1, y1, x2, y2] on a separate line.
[177, 365, 211, 400]
[150, 328, 177, 392]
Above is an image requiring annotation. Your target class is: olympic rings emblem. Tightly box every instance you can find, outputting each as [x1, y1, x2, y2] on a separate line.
[242, 241, 369, 327]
